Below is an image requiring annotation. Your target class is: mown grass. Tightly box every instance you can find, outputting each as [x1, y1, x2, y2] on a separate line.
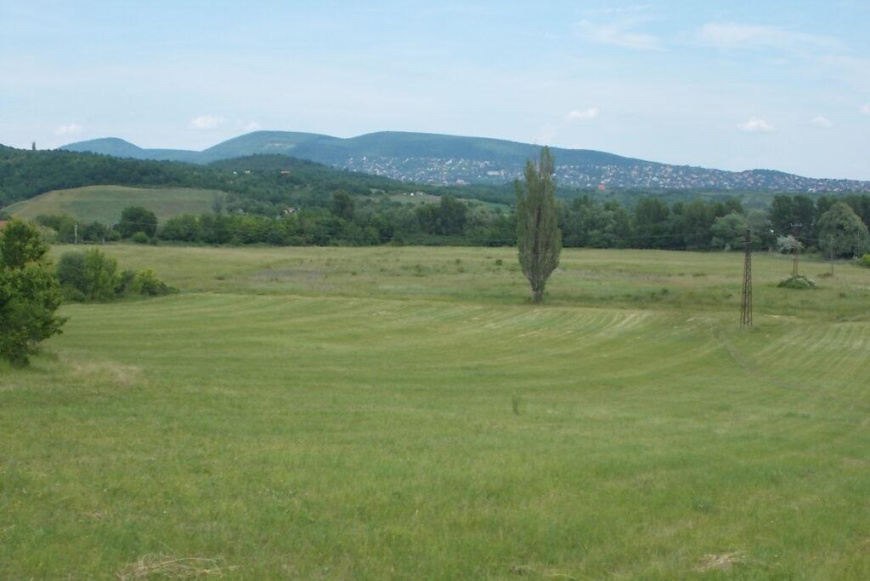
[6, 185, 223, 223]
[2, 246, 868, 580]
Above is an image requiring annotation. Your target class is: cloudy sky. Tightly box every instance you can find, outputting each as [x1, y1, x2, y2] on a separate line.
[1, 0, 869, 179]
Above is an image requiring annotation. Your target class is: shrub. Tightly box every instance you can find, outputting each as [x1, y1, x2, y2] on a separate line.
[116, 269, 137, 296]
[858, 254, 870, 268]
[778, 275, 816, 290]
[131, 231, 149, 244]
[132, 269, 171, 296]
[55, 252, 87, 298]
[56, 249, 120, 301]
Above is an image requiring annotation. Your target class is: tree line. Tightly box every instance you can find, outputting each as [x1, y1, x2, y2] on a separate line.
[33, 191, 870, 258]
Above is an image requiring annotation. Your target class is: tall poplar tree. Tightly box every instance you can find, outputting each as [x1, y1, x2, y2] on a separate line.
[516, 147, 561, 303]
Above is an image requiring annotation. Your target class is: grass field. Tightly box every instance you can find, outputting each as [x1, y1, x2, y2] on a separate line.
[2, 246, 868, 580]
[5, 185, 225, 224]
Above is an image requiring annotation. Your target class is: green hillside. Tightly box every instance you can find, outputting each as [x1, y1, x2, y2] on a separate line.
[62, 130, 636, 167]
[6, 185, 224, 224]
[59, 130, 870, 191]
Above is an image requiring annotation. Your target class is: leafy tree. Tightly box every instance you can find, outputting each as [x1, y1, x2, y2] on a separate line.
[679, 199, 717, 250]
[710, 212, 749, 250]
[212, 193, 225, 215]
[0, 220, 66, 366]
[632, 197, 671, 248]
[119, 206, 158, 238]
[816, 202, 869, 258]
[516, 147, 561, 303]
[35, 214, 77, 242]
[331, 190, 355, 221]
[56, 249, 120, 301]
[769, 194, 814, 238]
[160, 215, 201, 242]
[747, 209, 775, 250]
[416, 195, 469, 236]
[777, 235, 803, 254]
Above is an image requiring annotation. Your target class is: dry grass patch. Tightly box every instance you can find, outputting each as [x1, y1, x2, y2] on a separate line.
[118, 555, 231, 580]
[695, 551, 745, 572]
[68, 359, 143, 388]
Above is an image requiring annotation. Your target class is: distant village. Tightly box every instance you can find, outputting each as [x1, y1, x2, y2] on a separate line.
[342, 155, 869, 192]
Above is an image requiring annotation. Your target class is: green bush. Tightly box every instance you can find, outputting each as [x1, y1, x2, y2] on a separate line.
[116, 269, 137, 296]
[858, 254, 870, 268]
[132, 269, 172, 296]
[131, 231, 149, 244]
[57, 251, 171, 300]
[778, 275, 816, 290]
[56, 249, 120, 301]
[55, 252, 87, 298]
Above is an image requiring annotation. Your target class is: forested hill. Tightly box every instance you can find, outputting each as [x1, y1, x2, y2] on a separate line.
[0, 145, 405, 208]
[61, 130, 870, 192]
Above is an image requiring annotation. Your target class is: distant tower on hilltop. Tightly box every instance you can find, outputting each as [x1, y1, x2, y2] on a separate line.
[32, 142, 36, 151]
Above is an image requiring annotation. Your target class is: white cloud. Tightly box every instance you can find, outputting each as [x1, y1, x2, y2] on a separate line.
[697, 22, 843, 53]
[190, 115, 225, 130]
[810, 115, 833, 128]
[54, 123, 83, 137]
[237, 120, 261, 132]
[861, 104, 870, 115]
[575, 19, 662, 51]
[738, 117, 775, 133]
[565, 107, 599, 122]
[583, 5, 651, 17]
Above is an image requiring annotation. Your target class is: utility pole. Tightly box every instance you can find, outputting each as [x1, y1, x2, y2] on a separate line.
[74, 223, 78, 245]
[741, 228, 753, 327]
[790, 223, 802, 277]
[829, 234, 835, 278]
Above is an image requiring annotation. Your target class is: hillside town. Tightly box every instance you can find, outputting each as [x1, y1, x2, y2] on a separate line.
[342, 155, 870, 192]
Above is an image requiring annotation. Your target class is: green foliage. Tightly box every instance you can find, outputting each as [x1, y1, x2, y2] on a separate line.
[160, 214, 200, 242]
[778, 275, 816, 290]
[632, 197, 671, 248]
[57, 249, 119, 301]
[416, 195, 469, 236]
[516, 147, 561, 302]
[0, 220, 65, 366]
[560, 197, 631, 248]
[817, 202, 869, 258]
[119, 206, 158, 238]
[57, 249, 171, 301]
[858, 254, 870, 268]
[770, 194, 815, 238]
[211, 192, 225, 215]
[132, 268, 172, 296]
[330, 190, 355, 220]
[710, 212, 749, 250]
[0, 219, 49, 269]
[131, 231, 149, 244]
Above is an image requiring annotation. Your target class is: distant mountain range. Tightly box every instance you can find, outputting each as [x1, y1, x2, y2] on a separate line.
[61, 131, 870, 192]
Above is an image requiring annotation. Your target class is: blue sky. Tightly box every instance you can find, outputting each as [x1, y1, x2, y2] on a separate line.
[2, 0, 869, 179]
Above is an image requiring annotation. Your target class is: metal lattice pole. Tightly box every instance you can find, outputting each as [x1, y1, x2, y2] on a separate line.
[741, 228, 753, 327]
[791, 223, 801, 277]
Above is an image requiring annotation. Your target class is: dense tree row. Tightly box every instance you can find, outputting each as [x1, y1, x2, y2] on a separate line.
[33, 192, 865, 258]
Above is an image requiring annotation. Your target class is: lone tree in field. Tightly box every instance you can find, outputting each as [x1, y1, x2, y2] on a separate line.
[516, 146, 562, 303]
[0, 220, 66, 366]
